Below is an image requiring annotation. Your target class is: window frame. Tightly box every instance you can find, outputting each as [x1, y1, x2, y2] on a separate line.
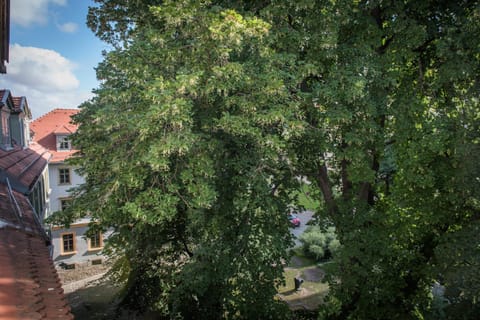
[60, 232, 76, 255]
[59, 197, 72, 211]
[58, 167, 71, 185]
[57, 135, 71, 151]
[87, 231, 104, 251]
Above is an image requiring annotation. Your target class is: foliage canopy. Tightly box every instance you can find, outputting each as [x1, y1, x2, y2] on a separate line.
[67, 1, 300, 318]
[52, 0, 480, 319]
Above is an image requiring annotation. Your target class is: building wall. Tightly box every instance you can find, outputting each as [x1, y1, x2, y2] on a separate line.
[47, 162, 111, 265]
[51, 219, 112, 265]
[49, 162, 89, 264]
[48, 162, 84, 213]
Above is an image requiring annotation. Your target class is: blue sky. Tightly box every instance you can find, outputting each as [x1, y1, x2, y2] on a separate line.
[0, 0, 108, 118]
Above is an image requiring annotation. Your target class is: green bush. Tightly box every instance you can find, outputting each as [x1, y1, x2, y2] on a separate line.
[299, 226, 339, 261]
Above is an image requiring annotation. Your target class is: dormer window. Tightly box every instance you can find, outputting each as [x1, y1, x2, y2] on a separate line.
[57, 135, 71, 151]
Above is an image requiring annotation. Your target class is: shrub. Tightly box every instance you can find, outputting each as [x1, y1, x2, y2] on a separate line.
[299, 226, 339, 261]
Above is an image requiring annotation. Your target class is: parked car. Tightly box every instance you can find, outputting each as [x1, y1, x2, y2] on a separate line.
[288, 213, 301, 228]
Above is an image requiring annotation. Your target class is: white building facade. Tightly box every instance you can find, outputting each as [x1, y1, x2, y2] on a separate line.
[31, 109, 108, 266]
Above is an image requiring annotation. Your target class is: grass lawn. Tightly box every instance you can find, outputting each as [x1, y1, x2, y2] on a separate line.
[277, 250, 329, 311]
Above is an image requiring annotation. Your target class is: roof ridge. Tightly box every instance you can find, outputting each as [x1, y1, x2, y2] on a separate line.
[32, 108, 79, 124]
[53, 124, 74, 134]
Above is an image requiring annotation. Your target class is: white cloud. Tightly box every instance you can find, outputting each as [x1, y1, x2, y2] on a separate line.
[7, 44, 79, 91]
[57, 22, 79, 33]
[11, 0, 67, 27]
[0, 44, 93, 119]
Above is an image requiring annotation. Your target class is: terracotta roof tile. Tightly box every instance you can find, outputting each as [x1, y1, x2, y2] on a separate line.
[0, 142, 50, 192]
[0, 185, 73, 320]
[53, 125, 75, 135]
[30, 109, 79, 163]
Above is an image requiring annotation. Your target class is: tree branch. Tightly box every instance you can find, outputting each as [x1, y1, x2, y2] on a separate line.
[182, 236, 193, 258]
[341, 158, 352, 200]
[314, 161, 338, 215]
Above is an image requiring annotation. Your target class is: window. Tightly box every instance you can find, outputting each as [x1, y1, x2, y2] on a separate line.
[91, 259, 103, 265]
[57, 136, 71, 151]
[60, 198, 72, 211]
[58, 168, 71, 185]
[61, 233, 76, 254]
[0, 109, 10, 147]
[88, 232, 103, 251]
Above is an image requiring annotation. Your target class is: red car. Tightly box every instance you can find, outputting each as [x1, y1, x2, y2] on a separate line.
[288, 213, 301, 228]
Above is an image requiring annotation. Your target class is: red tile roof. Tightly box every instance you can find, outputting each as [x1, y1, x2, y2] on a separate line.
[0, 185, 73, 320]
[0, 142, 50, 192]
[30, 109, 79, 163]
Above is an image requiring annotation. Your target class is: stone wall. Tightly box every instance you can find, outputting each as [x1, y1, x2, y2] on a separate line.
[57, 259, 110, 284]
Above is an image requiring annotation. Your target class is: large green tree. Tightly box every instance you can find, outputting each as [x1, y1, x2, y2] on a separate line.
[63, 1, 301, 318]
[264, 1, 480, 318]
[55, 0, 480, 319]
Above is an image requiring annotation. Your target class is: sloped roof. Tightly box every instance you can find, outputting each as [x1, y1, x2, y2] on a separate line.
[53, 125, 75, 135]
[0, 89, 7, 102]
[0, 142, 50, 193]
[0, 89, 13, 109]
[30, 109, 79, 163]
[11, 96, 31, 118]
[0, 184, 73, 320]
[0, 90, 30, 118]
[0, 183, 43, 233]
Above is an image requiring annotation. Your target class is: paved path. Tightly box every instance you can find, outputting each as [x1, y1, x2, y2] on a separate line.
[290, 210, 314, 247]
[63, 272, 107, 294]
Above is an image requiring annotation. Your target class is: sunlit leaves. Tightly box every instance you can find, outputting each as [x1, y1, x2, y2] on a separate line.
[62, 0, 298, 318]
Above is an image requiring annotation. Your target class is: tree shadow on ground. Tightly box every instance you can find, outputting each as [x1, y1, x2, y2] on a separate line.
[67, 280, 121, 320]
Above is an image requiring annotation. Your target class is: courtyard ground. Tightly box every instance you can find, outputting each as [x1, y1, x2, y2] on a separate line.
[277, 253, 329, 312]
[63, 250, 329, 319]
